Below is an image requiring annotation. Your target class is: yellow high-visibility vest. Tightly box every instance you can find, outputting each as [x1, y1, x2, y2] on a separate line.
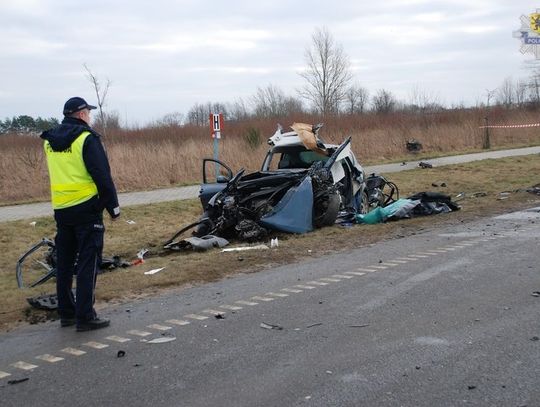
[44, 131, 98, 209]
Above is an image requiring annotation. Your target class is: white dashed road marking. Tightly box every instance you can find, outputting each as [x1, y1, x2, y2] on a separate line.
[0, 371, 11, 379]
[295, 284, 316, 289]
[357, 268, 378, 272]
[235, 300, 258, 306]
[36, 354, 64, 363]
[266, 292, 289, 297]
[106, 336, 131, 343]
[164, 319, 191, 326]
[127, 329, 153, 336]
[202, 309, 226, 316]
[332, 274, 354, 279]
[281, 288, 304, 293]
[11, 361, 38, 370]
[83, 341, 109, 350]
[306, 280, 329, 285]
[319, 278, 341, 283]
[147, 323, 174, 330]
[388, 260, 408, 264]
[251, 296, 275, 301]
[183, 314, 209, 321]
[61, 347, 86, 356]
[370, 265, 388, 270]
[219, 305, 243, 310]
[345, 271, 365, 276]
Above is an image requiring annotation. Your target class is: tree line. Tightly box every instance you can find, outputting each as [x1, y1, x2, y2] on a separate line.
[4, 27, 540, 134]
[0, 115, 59, 135]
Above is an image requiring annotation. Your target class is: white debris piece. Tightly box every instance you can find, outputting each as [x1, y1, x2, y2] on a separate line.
[222, 244, 269, 252]
[144, 267, 165, 275]
[147, 337, 176, 344]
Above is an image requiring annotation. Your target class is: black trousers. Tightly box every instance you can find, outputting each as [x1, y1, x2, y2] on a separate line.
[55, 221, 104, 322]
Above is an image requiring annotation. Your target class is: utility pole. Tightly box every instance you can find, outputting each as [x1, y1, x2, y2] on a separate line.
[483, 88, 496, 149]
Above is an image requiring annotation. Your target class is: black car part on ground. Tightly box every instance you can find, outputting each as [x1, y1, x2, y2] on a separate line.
[16, 238, 56, 289]
[17, 238, 131, 289]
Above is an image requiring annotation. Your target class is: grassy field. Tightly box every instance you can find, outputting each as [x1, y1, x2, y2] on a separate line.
[1, 155, 539, 331]
[1, 107, 540, 205]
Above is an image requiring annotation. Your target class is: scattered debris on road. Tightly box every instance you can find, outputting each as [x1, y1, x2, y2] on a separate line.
[260, 322, 283, 330]
[117, 350, 126, 358]
[418, 161, 433, 169]
[147, 336, 176, 344]
[8, 378, 29, 385]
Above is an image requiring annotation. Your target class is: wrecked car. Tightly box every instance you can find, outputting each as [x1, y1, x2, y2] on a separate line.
[190, 123, 369, 241]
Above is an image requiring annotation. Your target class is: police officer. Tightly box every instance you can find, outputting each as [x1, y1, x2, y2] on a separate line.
[41, 97, 120, 331]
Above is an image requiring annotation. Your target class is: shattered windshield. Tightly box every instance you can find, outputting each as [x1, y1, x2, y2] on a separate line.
[273, 147, 330, 170]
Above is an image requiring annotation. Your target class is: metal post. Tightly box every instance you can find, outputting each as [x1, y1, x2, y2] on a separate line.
[483, 116, 490, 149]
[213, 131, 220, 179]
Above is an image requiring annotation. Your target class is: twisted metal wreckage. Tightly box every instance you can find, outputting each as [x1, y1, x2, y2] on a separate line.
[164, 123, 399, 249]
[17, 123, 462, 309]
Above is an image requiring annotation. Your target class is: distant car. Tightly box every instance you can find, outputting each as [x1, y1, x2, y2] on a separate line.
[195, 124, 369, 240]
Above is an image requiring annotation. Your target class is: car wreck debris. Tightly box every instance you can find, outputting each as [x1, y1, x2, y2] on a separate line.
[16, 238, 131, 289]
[356, 192, 460, 224]
[165, 123, 371, 245]
[260, 322, 283, 330]
[418, 161, 433, 169]
[222, 244, 269, 252]
[406, 139, 422, 152]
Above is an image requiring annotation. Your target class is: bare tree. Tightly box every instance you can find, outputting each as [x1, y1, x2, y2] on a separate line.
[408, 84, 442, 112]
[83, 64, 111, 136]
[528, 74, 540, 105]
[496, 77, 514, 108]
[156, 112, 184, 127]
[298, 27, 352, 116]
[93, 111, 121, 131]
[514, 79, 528, 107]
[485, 88, 497, 109]
[226, 98, 250, 121]
[343, 84, 369, 114]
[252, 84, 286, 117]
[186, 102, 228, 126]
[372, 89, 397, 114]
[250, 84, 303, 117]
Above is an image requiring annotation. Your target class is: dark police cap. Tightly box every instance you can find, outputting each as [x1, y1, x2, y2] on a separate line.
[63, 97, 97, 115]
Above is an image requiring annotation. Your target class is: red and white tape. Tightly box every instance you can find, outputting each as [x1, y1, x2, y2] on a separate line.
[479, 122, 540, 129]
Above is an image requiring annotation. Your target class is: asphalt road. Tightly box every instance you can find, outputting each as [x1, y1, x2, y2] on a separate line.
[2, 145, 540, 222]
[0, 206, 539, 406]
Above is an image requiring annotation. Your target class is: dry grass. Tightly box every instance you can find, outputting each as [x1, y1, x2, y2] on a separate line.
[1, 155, 539, 331]
[1, 107, 540, 204]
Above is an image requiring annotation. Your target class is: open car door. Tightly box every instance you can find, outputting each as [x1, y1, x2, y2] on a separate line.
[199, 158, 233, 208]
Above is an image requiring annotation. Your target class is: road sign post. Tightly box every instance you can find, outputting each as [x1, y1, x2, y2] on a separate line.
[209, 113, 224, 179]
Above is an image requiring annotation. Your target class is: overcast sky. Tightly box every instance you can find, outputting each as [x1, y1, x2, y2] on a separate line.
[0, 0, 537, 125]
